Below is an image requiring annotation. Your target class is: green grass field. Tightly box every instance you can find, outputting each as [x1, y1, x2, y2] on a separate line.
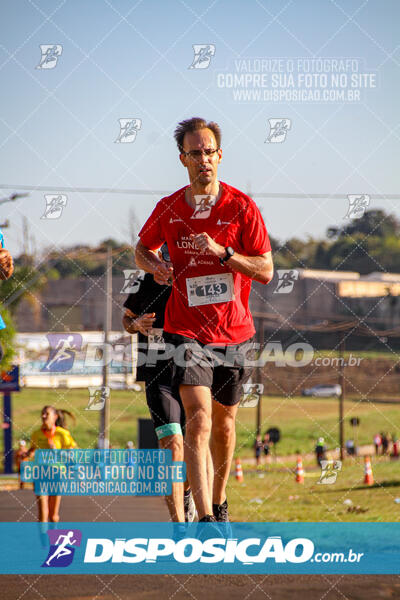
[4, 388, 400, 457]
[2, 388, 400, 522]
[227, 458, 400, 522]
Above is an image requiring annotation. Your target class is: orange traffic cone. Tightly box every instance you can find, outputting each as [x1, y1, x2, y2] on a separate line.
[235, 458, 244, 482]
[295, 455, 304, 484]
[363, 456, 374, 485]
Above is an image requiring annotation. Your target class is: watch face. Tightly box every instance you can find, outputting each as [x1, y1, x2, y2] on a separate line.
[227, 246, 234, 257]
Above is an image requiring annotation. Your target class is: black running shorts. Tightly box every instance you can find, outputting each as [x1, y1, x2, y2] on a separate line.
[145, 379, 185, 440]
[164, 332, 256, 407]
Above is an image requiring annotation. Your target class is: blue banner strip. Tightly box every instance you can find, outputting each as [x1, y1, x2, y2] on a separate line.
[0, 523, 398, 574]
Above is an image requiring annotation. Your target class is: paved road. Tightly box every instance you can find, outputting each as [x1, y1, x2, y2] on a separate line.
[0, 491, 398, 600]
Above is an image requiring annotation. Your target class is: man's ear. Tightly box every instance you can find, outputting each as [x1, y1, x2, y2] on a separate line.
[179, 153, 187, 167]
[217, 148, 222, 163]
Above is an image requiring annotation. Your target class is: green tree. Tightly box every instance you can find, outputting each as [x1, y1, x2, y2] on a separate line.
[0, 307, 16, 371]
[327, 209, 400, 239]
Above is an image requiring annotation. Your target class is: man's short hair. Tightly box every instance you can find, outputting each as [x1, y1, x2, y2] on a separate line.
[173, 117, 222, 153]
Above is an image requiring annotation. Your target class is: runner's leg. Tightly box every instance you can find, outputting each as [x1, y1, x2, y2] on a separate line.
[146, 381, 186, 521]
[210, 401, 239, 505]
[180, 384, 213, 519]
[158, 433, 185, 522]
[37, 495, 49, 522]
[48, 495, 61, 522]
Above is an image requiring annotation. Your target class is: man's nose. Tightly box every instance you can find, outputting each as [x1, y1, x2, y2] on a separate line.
[198, 152, 210, 165]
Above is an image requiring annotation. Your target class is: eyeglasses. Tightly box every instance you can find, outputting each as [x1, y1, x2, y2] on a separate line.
[182, 148, 219, 159]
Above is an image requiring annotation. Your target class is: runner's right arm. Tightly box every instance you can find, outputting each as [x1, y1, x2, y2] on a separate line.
[135, 240, 173, 286]
[123, 308, 156, 336]
[122, 276, 156, 335]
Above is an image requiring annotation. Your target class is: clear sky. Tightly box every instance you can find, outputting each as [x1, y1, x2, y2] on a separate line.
[0, 0, 399, 257]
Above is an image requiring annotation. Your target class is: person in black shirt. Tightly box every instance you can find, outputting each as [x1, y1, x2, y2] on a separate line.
[122, 244, 195, 523]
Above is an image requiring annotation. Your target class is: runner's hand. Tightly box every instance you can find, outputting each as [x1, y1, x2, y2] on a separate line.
[0, 249, 13, 280]
[134, 313, 156, 336]
[190, 233, 224, 257]
[153, 262, 173, 286]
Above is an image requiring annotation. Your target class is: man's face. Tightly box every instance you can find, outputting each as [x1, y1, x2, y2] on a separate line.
[180, 128, 222, 186]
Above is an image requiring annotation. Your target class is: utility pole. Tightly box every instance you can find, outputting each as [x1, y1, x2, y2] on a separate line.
[256, 317, 264, 436]
[22, 216, 29, 256]
[339, 337, 346, 461]
[99, 247, 112, 449]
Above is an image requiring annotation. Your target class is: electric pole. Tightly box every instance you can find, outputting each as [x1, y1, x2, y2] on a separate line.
[339, 338, 346, 461]
[99, 247, 112, 449]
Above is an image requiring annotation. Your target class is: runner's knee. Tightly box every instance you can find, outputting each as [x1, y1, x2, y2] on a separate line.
[185, 411, 211, 442]
[212, 419, 235, 445]
[159, 434, 184, 460]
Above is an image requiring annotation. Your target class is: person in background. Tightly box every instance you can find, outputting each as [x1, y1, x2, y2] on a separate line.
[122, 244, 196, 523]
[315, 437, 327, 466]
[254, 434, 263, 467]
[0, 227, 14, 362]
[373, 433, 382, 456]
[345, 438, 356, 456]
[25, 406, 77, 522]
[0, 229, 13, 281]
[263, 432, 271, 463]
[15, 440, 28, 489]
[381, 432, 389, 455]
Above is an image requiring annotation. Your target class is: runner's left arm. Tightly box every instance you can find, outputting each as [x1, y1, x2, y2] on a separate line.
[191, 232, 273, 284]
[191, 199, 273, 284]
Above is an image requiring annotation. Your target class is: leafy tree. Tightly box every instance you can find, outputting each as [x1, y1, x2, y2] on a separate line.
[0, 307, 16, 371]
[327, 209, 400, 239]
[0, 265, 48, 315]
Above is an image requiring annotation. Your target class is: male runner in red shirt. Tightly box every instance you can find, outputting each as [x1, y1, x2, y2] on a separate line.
[135, 117, 273, 522]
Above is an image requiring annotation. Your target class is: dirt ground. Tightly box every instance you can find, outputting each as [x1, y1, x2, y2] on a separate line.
[2, 573, 400, 600]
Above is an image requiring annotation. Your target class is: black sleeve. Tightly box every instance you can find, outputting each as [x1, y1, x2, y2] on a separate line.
[123, 274, 149, 313]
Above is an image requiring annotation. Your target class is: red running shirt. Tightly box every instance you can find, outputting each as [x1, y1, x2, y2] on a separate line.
[139, 181, 271, 345]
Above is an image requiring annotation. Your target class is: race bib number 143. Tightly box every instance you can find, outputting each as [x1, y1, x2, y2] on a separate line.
[186, 273, 235, 307]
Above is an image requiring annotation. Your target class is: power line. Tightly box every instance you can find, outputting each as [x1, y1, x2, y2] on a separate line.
[0, 183, 399, 199]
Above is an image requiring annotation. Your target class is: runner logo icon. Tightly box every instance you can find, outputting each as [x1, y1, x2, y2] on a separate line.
[265, 118, 291, 143]
[41, 334, 82, 373]
[189, 44, 216, 69]
[345, 195, 370, 219]
[42, 529, 82, 567]
[36, 45, 63, 69]
[115, 119, 142, 143]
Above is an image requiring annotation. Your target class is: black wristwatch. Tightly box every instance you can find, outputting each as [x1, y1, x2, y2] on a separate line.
[219, 246, 235, 266]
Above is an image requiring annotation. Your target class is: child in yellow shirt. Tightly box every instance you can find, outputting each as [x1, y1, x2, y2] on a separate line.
[26, 405, 77, 522]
